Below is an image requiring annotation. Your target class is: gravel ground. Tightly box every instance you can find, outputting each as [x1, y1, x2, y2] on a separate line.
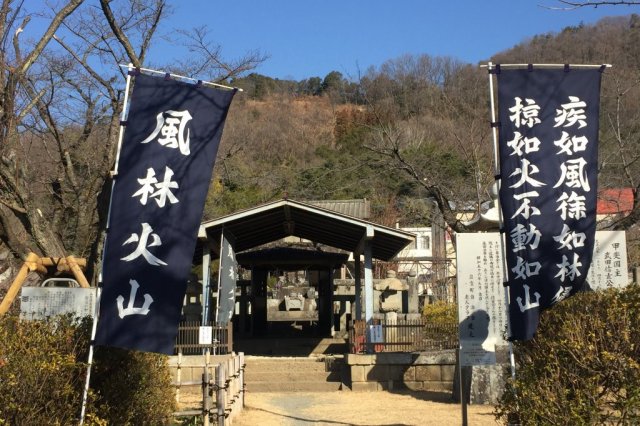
[232, 391, 498, 426]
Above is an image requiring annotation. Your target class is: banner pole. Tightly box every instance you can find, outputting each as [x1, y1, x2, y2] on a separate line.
[79, 288, 101, 425]
[486, 62, 516, 381]
[214, 230, 224, 326]
[79, 64, 135, 425]
[117, 63, 243, 92]
[480, 63, 610, 70]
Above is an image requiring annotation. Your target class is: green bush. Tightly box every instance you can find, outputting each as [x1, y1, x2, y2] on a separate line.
[422, 300, 457, 325]
[0, 315, 98, 425]
[92, 347, 176, 425]
[495, 285, 640, 425]
[0, 314, 176, 425]
[422, 301, 458, 348]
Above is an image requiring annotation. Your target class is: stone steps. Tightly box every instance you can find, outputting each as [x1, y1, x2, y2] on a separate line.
[246, 380, 343, 392]
[234, 337, 347, 356]
[244, 356, 345, 392]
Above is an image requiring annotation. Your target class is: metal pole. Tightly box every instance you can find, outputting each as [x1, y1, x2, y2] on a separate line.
[480, 63, 611, 69]
[457, 349, 468, 426]
[79, 63, 135, 426]
[214, 232, 224, 325]
[117, 63, 243, 92]
[202, 242, 211, 325]
[486, 62, 516, 381]
[79, 288, 101, 425]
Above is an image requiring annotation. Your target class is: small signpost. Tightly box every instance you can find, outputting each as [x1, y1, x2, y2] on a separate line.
[20, 287, 97, 320]
[199, 326, 213, 345]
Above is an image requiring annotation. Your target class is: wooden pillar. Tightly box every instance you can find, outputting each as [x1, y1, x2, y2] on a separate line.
[251, 268, 268, 336]
[238, 281, 248, 335]
[202, 243, 212, 324]
[364, 238, 374, 330]
[354, 252, 362, 321]
[317, 268, 332, 337]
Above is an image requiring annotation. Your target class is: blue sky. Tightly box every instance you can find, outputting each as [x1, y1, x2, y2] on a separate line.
[154, 0, 631, 81]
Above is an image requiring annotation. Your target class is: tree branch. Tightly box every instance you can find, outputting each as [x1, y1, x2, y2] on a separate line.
[99, 0, 141, 67]
[19, 0, 83, 75]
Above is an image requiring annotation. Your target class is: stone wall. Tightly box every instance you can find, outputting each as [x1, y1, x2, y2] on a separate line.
[346, 350, 455, 392]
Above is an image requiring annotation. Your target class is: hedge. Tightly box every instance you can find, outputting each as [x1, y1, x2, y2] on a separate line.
[0, 314, 175, 425]
[495, 285, 640, 425]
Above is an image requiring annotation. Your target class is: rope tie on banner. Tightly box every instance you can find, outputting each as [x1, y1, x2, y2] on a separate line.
[164, 72, 171, 81]
[119, 120, 128, 127]
[599, 64, 607, 73]
[494, 173, 501, 180]
[490, 121, 501, 128]
[564, 64, 570, 73]
[527, 64, 533, 72]
[128, 67, 141, 76]
[488, 63, 501, 75]
[196, 79, 203, 88]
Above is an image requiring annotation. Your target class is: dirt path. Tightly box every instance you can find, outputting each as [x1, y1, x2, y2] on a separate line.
[232, 391, 498, 426]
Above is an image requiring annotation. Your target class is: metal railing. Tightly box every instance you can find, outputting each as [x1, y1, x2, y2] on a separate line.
[348, 319, 458, 353]
[174, 321, 233, 355]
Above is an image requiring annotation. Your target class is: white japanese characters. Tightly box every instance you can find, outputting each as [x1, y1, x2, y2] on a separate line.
[121, 222, 167, 266]
[116, 108, 195, 318]
[117, 279, 153, 318]
[141, 110, 193, 155]
[506, 92, 592, 312]
[132, 166, 180, 207]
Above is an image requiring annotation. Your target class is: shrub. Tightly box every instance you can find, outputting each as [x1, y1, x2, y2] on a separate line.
[0, 315, 100, 425]
[422, 300, 457, 325]
[495, 285, 640, 425]
[422, 301, 458, 348]
[91, 347, 176, 425]
[0, 314, 176, 425]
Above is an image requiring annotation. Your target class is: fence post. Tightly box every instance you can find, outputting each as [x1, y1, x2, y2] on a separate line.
[202, 369, 210, 426]
[239, 352, 245, 409]
[176, 349, 182, 404]
[216, 362, 226, 426]
[228, 358, 234, 421]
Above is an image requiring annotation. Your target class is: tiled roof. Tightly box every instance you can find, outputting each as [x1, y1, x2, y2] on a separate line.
[597, 188, 634, 214]
[308, 199, 371, 219]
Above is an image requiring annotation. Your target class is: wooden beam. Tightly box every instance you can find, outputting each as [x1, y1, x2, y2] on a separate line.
[0, 252, 40, 315]
[40, 257, 87, 268]
[66, 256, 90, 288]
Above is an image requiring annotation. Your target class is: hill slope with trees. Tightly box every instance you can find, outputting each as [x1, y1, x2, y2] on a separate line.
[1, 11, 640, 288]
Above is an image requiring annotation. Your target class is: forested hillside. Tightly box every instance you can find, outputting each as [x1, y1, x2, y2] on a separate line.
[1, 8, 639, 285]
[209, 15, 640, 253]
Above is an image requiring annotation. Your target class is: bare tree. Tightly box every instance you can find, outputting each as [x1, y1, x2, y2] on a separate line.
[0, 0, 84, 259]
[360, 55, 494, 233]
[0, 0, 265, 282]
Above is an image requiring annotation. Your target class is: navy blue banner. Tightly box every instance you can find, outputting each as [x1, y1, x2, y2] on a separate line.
[95, 73, 235, 353]
[497, 68, 602, 341]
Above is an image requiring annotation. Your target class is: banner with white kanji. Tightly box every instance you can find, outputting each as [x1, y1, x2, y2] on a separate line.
[95, 73, 236, 354]
[497, 67, 603, 341]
